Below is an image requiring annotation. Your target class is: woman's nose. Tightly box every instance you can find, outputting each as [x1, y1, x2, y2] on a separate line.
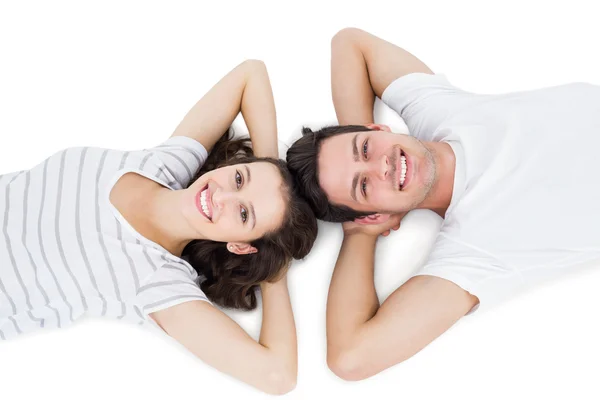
[211, 188, 234, 210]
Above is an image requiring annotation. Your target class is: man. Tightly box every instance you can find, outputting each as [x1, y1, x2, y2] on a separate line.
[286, 28, 600, 381]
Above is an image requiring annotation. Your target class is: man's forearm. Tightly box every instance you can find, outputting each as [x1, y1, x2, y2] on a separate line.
[326, 233, 379, 349]
[331, 28, 375, 125]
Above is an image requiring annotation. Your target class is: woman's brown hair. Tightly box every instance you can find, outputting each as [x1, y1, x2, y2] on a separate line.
[182, 130, 318, 310]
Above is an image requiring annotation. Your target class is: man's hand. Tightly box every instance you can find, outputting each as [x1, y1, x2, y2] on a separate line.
[342, 212, 406, 238]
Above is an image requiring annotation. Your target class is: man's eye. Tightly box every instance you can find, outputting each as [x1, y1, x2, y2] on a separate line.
[363, 140, 368, 158]
[240, 207, 248, 223]
[235, 170, 243, 188]
[361, 177, 367, 197]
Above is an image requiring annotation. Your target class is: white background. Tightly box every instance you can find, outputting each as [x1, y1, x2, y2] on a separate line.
[1, 1, 600, 399]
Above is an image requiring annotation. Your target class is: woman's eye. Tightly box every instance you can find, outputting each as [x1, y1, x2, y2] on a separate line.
[240, 207, 248, 223]
[235, 170, 243, 188]
[363, 140, 368, 159]
[361, 177, 367, 197]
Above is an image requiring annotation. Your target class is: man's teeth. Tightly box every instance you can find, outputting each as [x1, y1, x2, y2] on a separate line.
[200, 189, 212, 219]
[400, 155, 407, 187]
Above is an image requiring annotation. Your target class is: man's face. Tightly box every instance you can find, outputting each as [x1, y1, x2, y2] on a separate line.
[317, 126, 437, 215]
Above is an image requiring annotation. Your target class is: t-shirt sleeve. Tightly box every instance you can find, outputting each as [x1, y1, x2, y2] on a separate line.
[381, 73, 477, 141]
[141, 136, 209, 190]
[412, 234, 525, 315]
[135, 262, 212, 318]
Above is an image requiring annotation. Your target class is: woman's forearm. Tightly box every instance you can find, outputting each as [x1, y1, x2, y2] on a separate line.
[258, 276, 297, 383]
[240, 60, 279, 158]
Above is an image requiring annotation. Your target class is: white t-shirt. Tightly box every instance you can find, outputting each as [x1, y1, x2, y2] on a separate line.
[382, 73, 600, 313]
[0, 136, 211, 340]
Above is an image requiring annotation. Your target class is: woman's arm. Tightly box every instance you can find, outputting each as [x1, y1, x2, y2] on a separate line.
[171, 59, 278, 158]
[149, 276, 296, 395]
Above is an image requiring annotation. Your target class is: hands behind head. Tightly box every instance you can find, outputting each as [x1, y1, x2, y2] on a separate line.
[342, 212, 407, 238]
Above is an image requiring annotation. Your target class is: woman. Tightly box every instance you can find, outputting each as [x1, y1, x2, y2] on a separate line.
[0, 60, 317, 394]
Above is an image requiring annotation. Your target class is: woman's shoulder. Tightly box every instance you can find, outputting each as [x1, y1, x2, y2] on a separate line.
[133, 137, 209, 190]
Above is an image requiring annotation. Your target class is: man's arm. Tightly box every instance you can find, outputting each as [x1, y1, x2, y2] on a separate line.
[331, 27, 433, 125]
[326, 220, 478, 381]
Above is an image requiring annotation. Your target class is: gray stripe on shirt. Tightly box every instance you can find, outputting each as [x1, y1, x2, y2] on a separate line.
[114, 152, 131, 316]
[154, 165, 177, 186]
[137, 279, 199, 294]
[0, 175, 21, 323]
[75, 148, 108, 316]
[21, 171, 53, 327]
[161, 254, 196, 275]
[160, 151, 193, 182]
[37, 159, 71, 326]
[8, 316, 21, 334]
[96, 150, 125, 319]
[139, 152, 152, 170]
[142, 294, 208, 313]
[134, 306, 144, 321]
[156, 145, 203, 168]
[122, 240, 140, 291]
[55, 150, 88, 310]
[142, 246, 159, 271]
[162, 264, 192, 275]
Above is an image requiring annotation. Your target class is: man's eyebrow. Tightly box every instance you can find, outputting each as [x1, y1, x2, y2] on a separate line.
[352, 134, 359, 162]
[351, 173, 359, 202]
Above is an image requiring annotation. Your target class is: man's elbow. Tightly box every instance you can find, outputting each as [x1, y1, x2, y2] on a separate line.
[327, 347, 366, 381]
[327, 346, 410, 382]
[331, 27, 364, 49]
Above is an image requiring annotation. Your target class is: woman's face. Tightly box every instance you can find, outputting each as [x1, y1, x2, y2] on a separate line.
[181, 162, 287, 248]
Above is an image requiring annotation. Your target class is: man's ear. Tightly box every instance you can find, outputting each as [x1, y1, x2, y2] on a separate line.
[353, 213, 391, 225]
[226, 242, 258, 255]
[365, 123, 392, 132]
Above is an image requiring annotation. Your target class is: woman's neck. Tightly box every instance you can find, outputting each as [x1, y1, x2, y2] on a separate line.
[145, 187, 200, 256]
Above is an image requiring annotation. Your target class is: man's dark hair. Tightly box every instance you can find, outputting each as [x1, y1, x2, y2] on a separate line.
[286, 125, 377, 222]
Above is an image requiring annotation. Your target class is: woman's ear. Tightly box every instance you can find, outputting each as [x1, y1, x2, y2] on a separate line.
[226, 242, 258, 255]
[353, 213, 391, 225]
[365, 123, 392, 132]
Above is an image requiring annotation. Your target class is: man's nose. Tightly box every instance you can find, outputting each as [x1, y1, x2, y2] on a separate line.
[376, 155, 389, 180]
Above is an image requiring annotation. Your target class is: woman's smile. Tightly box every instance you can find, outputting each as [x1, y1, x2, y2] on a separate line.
[196, 183, 214, 221]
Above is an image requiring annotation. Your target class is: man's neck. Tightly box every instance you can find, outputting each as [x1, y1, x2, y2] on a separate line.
[417, 141, 456, 218]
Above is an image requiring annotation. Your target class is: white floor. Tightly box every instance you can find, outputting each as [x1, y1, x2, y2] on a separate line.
[1, 1, 600, 399]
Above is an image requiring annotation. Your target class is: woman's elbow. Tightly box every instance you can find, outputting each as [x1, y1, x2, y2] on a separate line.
[263, 368, 297, 395]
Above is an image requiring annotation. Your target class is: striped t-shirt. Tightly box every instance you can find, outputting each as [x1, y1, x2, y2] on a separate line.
[0, 136, 212, 340]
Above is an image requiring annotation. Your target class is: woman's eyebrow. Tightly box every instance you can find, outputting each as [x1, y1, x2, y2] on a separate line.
[244, 165, 251, 184]
[249, 201, 256, 230]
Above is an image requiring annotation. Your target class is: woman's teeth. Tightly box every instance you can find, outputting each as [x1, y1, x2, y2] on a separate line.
[400, 155, 407, 187]
[200, 189, 212, 219]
